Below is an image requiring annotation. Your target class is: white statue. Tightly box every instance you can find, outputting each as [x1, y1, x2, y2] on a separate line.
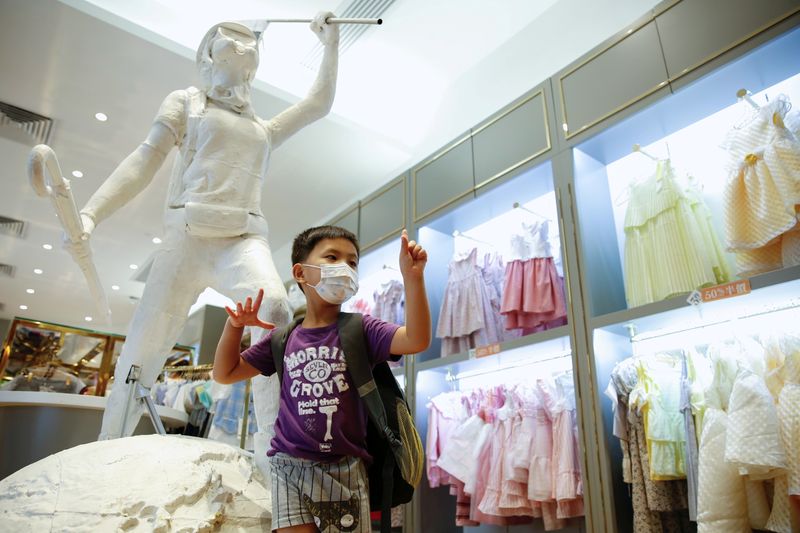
[77, 13, 339, 457]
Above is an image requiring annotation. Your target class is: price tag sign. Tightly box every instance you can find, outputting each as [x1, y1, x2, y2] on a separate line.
[699, 279, 751, 303]
[475, 343, 501, 359]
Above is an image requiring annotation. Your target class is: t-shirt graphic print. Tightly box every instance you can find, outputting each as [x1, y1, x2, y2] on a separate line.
[242, 314, 399, 463]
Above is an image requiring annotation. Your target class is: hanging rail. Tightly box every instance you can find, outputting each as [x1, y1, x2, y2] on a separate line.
[451, 349, 572, 381]
[630, 301, 800, 343]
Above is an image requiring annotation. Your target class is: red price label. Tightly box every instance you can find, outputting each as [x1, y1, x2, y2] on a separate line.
[700, 279, 751, 303]
[475, 343, 501, 358]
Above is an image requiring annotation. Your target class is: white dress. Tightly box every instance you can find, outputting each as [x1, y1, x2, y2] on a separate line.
[696, 346, 749, 532]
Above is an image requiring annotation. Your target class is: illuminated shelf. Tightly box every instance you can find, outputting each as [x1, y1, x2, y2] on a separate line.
[591, 264, 800, 336]
[415, 325, 570, 374]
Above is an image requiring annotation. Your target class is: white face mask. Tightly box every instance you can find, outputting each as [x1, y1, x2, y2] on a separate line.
[303, 263, 359, 304]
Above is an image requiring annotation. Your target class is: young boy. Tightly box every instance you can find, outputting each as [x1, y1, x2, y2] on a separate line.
[213, 225, 430, 533]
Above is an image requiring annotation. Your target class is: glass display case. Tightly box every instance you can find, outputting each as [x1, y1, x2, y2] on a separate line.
[417, 160, 568, 364]
[0, 318, 193, 396]
[411, 159, 587, 532]
[571, 25, 800, 533]
[572, 25, 800, 318]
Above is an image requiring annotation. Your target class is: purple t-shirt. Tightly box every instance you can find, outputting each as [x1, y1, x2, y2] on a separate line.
[242, 314, 400, 463]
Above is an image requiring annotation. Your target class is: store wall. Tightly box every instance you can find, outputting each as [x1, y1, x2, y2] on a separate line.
[433, 0, 661, 152]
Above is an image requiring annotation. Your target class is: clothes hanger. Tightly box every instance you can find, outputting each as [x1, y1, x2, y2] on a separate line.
[736, 88, 761, 110]
[615, 144, 673, 206]
[452, 230, 494, 248]
[614, 145, 657, 206]
[632, 143, 659, 161]
[512, 202, 551, 222]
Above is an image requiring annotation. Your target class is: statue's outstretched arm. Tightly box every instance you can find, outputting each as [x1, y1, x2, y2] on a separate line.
[266, 12, 340, 150]
[80, 112, 179, 237]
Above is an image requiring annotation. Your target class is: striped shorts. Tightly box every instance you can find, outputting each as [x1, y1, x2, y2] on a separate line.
[269, 452, 371, 532]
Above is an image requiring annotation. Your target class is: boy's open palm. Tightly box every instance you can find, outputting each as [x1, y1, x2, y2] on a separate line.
[225, 288, 276, 329]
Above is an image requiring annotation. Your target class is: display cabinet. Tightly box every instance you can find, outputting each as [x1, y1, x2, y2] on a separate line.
[568, 22, 800, 533]
[413, 133, 476, 222]
[330, 201, 361, 240]
[411, 152, 592, 531]
[360, 175, 407, 251]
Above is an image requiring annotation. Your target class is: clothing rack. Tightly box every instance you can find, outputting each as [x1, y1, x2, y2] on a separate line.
[630, 301, 800, 343]
[451, 349, 572, 381]
[162, 363, 213, 380]
[452, 230, 494, 248]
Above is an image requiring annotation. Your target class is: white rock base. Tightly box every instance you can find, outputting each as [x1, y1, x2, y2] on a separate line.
[0, 434, 271, 532]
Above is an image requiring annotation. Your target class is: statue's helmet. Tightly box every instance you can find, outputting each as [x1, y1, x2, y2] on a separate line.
[196, 22, 260, 90]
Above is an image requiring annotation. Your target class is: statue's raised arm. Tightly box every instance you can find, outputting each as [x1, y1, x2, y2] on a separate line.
[265, 11, 340, 150]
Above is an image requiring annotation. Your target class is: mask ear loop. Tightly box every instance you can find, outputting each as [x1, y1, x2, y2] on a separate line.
[300, 264, 321, 289]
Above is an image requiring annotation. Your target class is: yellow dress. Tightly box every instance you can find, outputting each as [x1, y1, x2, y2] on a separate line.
[723, 95, 800, 277]
[623, 160, 730, 307]
[629, 353, 686, 480]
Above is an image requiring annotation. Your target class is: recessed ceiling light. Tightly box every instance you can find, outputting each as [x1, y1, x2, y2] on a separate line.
[42, 243, 53, 250]
[111, 285, 120, 291]
[19, 305, 28, 310]
[95, 112, 108, 122]
[71, 170, 83, 178]
[129, 264, 138, 270]
[152, 237, 162, 244]
[84, 316, 93, 322]
[33, 268, 43, 275]
[26, 288, 35, 294]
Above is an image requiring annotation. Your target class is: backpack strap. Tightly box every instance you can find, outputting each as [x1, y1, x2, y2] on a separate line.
[337, 313, 401, 449]
[269, 318, 304, 381]
[337, 312, 399, 533]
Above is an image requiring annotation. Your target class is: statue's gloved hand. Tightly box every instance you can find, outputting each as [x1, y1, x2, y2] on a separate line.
[310, 11, 339, 47]
[79, 212, 96, 240]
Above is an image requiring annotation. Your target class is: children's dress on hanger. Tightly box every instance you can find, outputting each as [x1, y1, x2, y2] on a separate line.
[722, 95, 800, 276]
[623, 160, 728, 307]
[436, 248, 502, 357]
[373, 279, 404, 325]
[501, 220, 567, 334]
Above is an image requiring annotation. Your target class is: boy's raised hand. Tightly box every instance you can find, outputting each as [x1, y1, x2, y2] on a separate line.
[399, 229, 428, 280]
[225, 288, 275, 329]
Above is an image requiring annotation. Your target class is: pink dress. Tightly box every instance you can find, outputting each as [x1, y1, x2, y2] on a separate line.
[529, 379, 567, 531]
[501, 221, 568, 333]
[470, 387, 531, 526]
[425, 391, 469, 487]
[550, 372, 585, 518]
[479, 391, 536, 518]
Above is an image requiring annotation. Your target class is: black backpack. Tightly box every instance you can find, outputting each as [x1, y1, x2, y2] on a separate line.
[270, 312, 423, 533]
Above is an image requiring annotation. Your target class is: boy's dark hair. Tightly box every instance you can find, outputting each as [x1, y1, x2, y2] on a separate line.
[291, 225, 360, 266]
